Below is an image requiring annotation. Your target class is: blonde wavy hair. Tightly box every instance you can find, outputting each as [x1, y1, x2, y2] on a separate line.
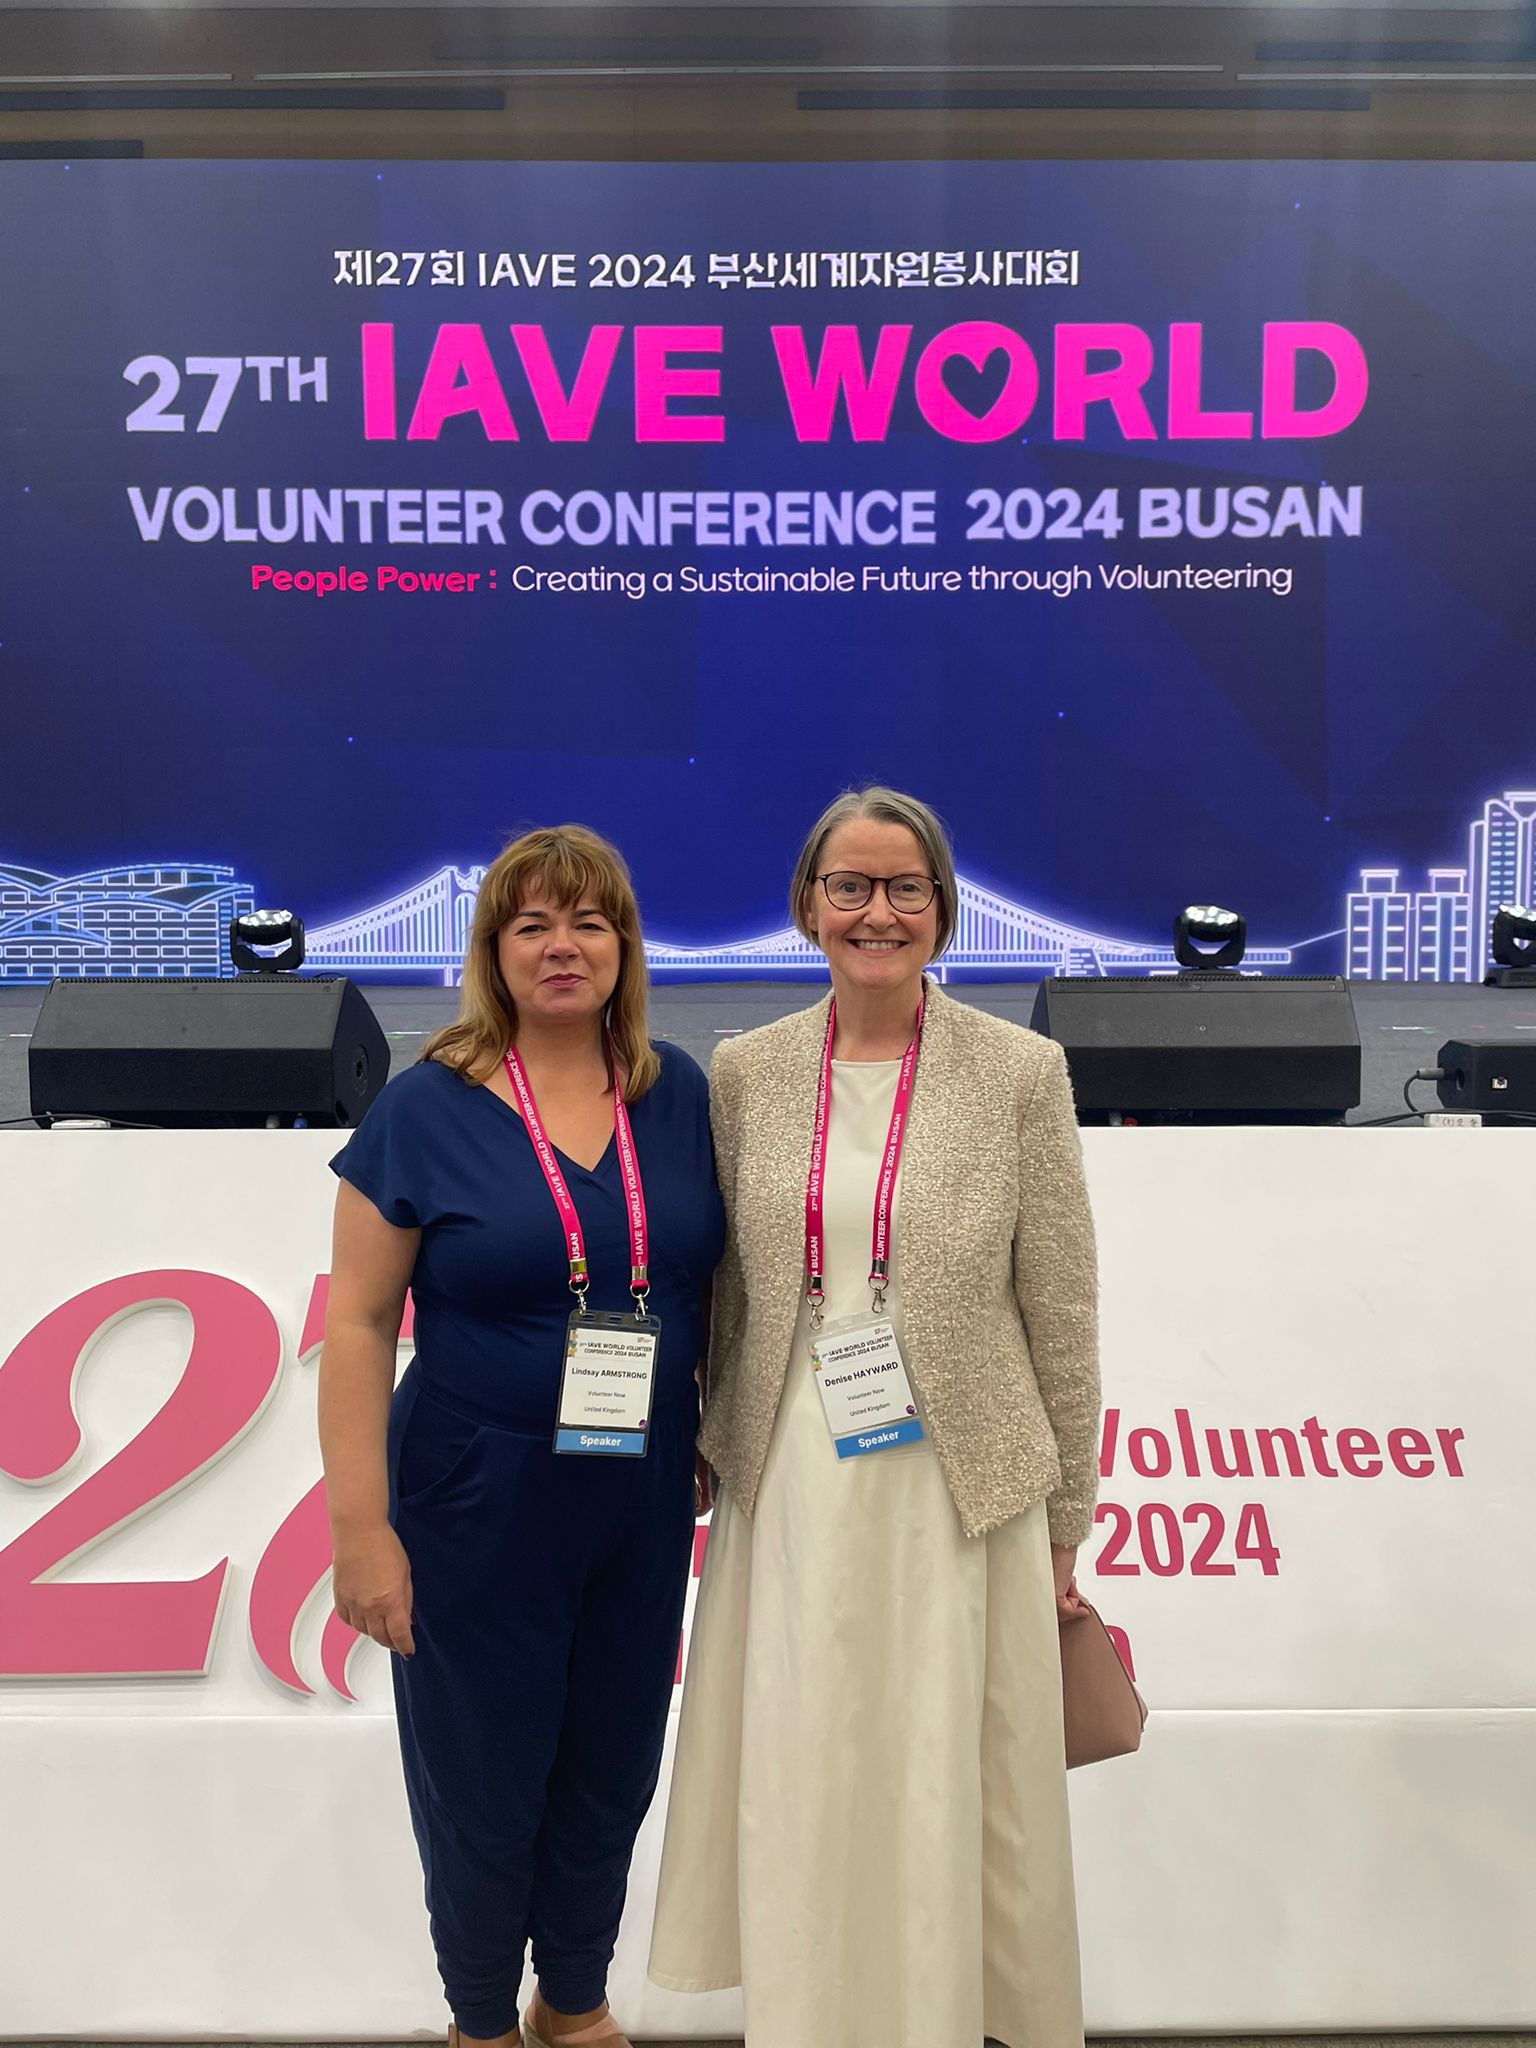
[423, 825, 661, 1101]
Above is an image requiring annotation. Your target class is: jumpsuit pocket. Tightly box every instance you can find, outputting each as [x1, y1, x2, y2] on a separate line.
[390, 1370, 489, 1512]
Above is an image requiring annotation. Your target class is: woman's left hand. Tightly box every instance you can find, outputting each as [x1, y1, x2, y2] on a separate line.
[1051, 1542, 1089, 1621]
[694, 1450, 714, 1519]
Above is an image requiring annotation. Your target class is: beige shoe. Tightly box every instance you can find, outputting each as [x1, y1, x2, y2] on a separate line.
[521, 2002, 629, 2048]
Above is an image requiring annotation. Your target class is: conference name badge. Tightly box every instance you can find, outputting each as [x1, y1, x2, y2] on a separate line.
[809, 1316, 925, 1461]
[555, 1311, 661, 1458]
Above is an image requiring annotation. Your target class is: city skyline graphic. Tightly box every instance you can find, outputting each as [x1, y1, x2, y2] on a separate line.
[4, 782, 1533, 987]
[0, 862, 255, 984]
[1345, 788, 1536, 983]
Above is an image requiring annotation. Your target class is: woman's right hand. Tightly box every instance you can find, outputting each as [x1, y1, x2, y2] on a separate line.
[332, 1520, 416, 1657]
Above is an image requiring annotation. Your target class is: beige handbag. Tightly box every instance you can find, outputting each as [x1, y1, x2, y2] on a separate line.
[1061, 1602, 1148, 1768]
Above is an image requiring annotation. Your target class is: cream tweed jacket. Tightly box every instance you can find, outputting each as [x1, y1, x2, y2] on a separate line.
[698, 981, 1102, 1545]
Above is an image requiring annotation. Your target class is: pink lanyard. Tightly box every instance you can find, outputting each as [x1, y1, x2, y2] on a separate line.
[805, 994, 925, 1327]
[501, 1040, 650, 1319]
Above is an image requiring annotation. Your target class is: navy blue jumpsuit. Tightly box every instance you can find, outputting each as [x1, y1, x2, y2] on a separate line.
[332, 1044, 725, 2037]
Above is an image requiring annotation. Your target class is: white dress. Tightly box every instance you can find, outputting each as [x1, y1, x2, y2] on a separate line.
[650, 1059, 1084, 2048]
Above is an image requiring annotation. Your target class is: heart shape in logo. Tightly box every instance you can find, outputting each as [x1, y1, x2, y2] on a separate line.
[941, 347, 1013, 419]
[913, 322, 1039, 442]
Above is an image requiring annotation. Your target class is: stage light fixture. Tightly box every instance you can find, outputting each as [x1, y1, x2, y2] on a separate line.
[1486, 903, 1536, 987]
[230, 908, 306, 974]
[1174, 904, 1247, 972]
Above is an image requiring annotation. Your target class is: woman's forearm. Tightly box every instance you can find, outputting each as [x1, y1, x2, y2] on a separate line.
[319, 1319, 398, 1534]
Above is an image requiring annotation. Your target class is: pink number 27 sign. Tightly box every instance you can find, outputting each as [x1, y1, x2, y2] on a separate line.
[0, 1269, 408, 1696]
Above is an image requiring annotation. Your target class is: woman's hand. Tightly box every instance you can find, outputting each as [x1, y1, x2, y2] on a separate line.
[332, 1520, 416, 1657]
[1051, 1542, 1089, 1622]
[694, 1450, 714, 1519]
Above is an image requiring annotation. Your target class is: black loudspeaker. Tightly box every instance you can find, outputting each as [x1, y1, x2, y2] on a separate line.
[1030, 975, 1361, 1123]
[28, 976, 390, 1129]
[1435, 1038, 1536, 1119]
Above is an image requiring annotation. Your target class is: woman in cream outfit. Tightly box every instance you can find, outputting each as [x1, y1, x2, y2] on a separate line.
[650, 788, 1102, 2048]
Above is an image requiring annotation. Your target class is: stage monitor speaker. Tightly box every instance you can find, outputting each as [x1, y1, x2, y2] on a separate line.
[1435, 1038, 1536, 1120]
[28, 975, 390, 1129]
[1029, 975, 1361, 1123]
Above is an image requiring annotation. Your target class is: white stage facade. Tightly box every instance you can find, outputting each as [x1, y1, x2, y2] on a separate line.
[0, 1127, 1531, 2040]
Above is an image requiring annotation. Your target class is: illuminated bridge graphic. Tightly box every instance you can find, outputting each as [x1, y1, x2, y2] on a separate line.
[306, 866, 1295, 982]
[307, 865, 489, 975]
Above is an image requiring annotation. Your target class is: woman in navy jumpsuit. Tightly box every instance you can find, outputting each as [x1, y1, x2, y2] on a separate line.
[320, 825, 724, 2048]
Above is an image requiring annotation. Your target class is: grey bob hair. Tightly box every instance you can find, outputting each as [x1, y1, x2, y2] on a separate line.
[789, 786, 959, 958]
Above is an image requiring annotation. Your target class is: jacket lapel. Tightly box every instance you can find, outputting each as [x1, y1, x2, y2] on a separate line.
[892, 981, 954, 1386]
[746, 993, 831, 1351]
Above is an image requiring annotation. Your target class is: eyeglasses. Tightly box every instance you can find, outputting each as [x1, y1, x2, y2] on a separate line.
[817, 871, 938, 914]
